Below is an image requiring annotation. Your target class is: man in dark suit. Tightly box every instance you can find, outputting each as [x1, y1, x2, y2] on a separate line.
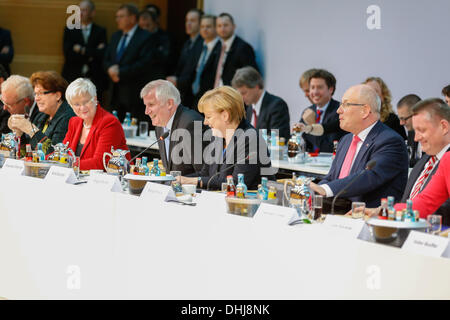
[232, 66, 290, 141]
[167, 9, 203, 108]
[310, 84, 408, 212]
[178, 14, 221, 111]
[141, 80, 205, 176]
[397, 94, 422, 167]
[214, 13, 258, 87]
[400, 98, 450, 222]
[294, 69, 346, 153]
[62, 0, 107, 104]
[104, 4, 153, 122]
[0, 27, 13, 76]
[0, 65, 10, 134]
[1, 74, 39, 122]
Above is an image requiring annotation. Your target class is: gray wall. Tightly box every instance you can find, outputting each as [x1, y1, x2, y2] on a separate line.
[204, 0, 450, 127]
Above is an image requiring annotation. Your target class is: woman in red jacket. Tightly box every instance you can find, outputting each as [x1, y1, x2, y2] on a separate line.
[63, 78, 130, 170]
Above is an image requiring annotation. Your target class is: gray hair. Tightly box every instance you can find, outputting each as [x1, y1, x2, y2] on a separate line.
[412, 98, 450, 122]
[357, 84, 381, 117]
[1, 75, 34, 100]
[140, 79, 181, 105]
[231, 66, 264, 89]
[65, 78, 97, 105]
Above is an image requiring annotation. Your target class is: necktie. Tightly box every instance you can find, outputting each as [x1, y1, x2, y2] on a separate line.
[252, 107, 258, 128]
[115, 33, 128, 63]
[214, 42, 227, 88]
[82, 26, 89, 44]
[410, 156, 437, 199]
[192, 45, 208, 95]
[338, 135, 361, 178]
[316, 109, 323, 123]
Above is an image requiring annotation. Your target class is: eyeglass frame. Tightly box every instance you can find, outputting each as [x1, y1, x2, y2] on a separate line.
[339, 102, 367, 110]
[1, 97, 25, 108]
[34, 90, 55, 97]
[71, 97, 97, 109]
[399, 114, 413, 122]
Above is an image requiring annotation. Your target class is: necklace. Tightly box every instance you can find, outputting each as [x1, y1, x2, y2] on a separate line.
[83, 122, 92, 129]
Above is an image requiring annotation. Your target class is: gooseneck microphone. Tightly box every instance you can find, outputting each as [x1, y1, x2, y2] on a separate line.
[130, 131, 169, 164]
[206, 152, 258, 191]
[331, 160, 377, 215]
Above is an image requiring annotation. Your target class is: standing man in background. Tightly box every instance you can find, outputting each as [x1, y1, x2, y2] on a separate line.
[0, 26, 13, 76]
[62, 0, 108, 104]
[104, 4, 152, 122]
[214, 13, 258, 87]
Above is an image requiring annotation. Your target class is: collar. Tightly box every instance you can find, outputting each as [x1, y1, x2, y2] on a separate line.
[223, 34, 236, 51]
[124, 24, 138, 39]
[81, 23, 92, 31]
[205, 37, 219, 51]
[164, 106, 178, 132]
[436, 143, 450, 160]
[315, 100, 330, 114]
[356, 121, 378, 142]
[252, 90, 266, 115]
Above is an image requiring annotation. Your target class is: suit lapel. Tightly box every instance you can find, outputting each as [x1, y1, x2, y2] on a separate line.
[155, 126, 169, 170]
[81, 105, 102, 157]
[350, 121, 382, 174]
[167, 107, 184, 169]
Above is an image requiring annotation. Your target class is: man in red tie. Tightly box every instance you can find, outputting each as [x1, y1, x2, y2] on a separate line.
[309, 84, 408, 213]
[293, 69, 346, 153]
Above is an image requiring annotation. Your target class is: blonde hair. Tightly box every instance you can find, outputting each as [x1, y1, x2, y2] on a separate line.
[198, 86, 245, 124]
[364, 76, 393, 122]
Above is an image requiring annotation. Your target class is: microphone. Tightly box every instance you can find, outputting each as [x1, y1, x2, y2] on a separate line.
[206, 152, 258, 191]
[129, 131, 169, 164]
[330, 160, 376, 215]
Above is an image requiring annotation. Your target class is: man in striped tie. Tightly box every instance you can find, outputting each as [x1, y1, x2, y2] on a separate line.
[309, 84, 408, 213]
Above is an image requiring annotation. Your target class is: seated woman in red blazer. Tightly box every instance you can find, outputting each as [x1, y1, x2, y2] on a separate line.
[63, 78, 130, 170]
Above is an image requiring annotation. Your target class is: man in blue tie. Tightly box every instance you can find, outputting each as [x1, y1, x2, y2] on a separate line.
[104, 4, 153, 122]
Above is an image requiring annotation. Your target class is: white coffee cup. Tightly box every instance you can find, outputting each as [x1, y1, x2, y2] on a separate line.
[182, 184, 196, 195]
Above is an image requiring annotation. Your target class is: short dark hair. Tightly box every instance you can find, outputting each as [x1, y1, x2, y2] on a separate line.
[442, 85, 450, 97]
[201, 14, 216, 27]
[397, 94, 421, 111]
[231, 66, 264, 89]
[138, 9, 157, 22]
[218, 12, 234, 24]
[187, 8, 203, 20]
[145, 4, 160, 18]
[309, 69, 336, 95]
[0, 64, 7, 80]
[118, 3, 139, 18]
[412, 98, 450, 122]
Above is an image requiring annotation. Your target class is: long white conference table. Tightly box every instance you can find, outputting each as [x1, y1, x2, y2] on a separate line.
[0, 171, 449, 299]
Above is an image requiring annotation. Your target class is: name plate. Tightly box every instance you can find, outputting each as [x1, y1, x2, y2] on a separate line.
[402, 231, 449, 258]
[1, 158, 24, 175]
[140, 182, 171, 200]
[87, 174, 123, 192]
[253, 203, 297, 225]
[45, 165, 77, 184]
[322, 215, 365, 238]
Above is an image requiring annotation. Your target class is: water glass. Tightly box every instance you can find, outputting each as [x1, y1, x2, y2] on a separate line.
[312, 195, 323, 220]
[427, 215, 442, 235]
[351, 202, 366, 219]
[139, 121, 149, 138]
[169, 170, 182, 193]
[72, 156, 80, 179]
[221, 182, 228, 193]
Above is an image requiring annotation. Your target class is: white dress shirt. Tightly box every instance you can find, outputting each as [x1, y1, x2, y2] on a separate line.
[163, 109, 177, 162]
[216, 34, 236, 87]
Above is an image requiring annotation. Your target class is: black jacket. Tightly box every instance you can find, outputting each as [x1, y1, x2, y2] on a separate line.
[0, 28, 13, 75]
[245, 91, 291, 141]
[62, 23, 108, 94]
[301, 98, 346, 153]
[384, 112, 407, 140]
[194, 119, 275, 191]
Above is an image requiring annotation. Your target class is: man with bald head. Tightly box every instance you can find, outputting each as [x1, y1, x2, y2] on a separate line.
[310, 84, 408, 213]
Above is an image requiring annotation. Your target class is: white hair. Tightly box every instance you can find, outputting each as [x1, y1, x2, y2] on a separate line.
[140, 79, 181, 106]
[1, 75, 34, 100]
[65, 78, 97, 105]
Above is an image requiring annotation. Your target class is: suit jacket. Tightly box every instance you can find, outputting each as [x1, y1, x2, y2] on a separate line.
[221, 36, 258, 86]
[401, 147, 450, 220]
[63, 105, 130, 170]
[62, 23, 108, 93]
[155, 105, 206, 176]
[103, 26, 153, 121]
[301, 98, 346, 153]
[0, 28, 13, 75]
[194, 118, 274, 190]
[412, 152, 450, 220]
[176, 35, 204, 108]
[319, 121, 408, 208]
[245, 91, 291, 141]
[384, 112, 407, 140]
[30, 101, 75, 154]
[407, 130, 420, 168]
[147, 28, 171, 81]
[0, 108, 10, 134]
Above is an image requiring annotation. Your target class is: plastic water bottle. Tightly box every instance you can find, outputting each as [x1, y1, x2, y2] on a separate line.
[236, 173, 247, 197]
[141, 156, 150, 176]
[37, 143, 45, 161]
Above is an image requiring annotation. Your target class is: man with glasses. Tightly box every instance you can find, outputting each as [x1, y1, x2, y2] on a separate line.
[309, 84, 408, 213]
[397, 94, 421, 167]
[1, 74, 39, 123]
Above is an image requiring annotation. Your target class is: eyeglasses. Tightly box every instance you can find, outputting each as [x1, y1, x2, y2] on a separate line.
[1, 97, 24, 108]
[339, 102, 366, 110]
[34, 90, 54, 97]
[71, 97, 96, 108]
[399, 115, 413, 122]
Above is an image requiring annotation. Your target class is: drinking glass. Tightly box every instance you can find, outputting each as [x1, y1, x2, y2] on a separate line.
[72, 156, 80, 179]
[221, 182, 228, 193]
[427, 215, 442, 235]
[169, 170, 182, 193]
[352, 202, 366, 219]
[139, 121, 149, 138]
[312, 195, 323, 220]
